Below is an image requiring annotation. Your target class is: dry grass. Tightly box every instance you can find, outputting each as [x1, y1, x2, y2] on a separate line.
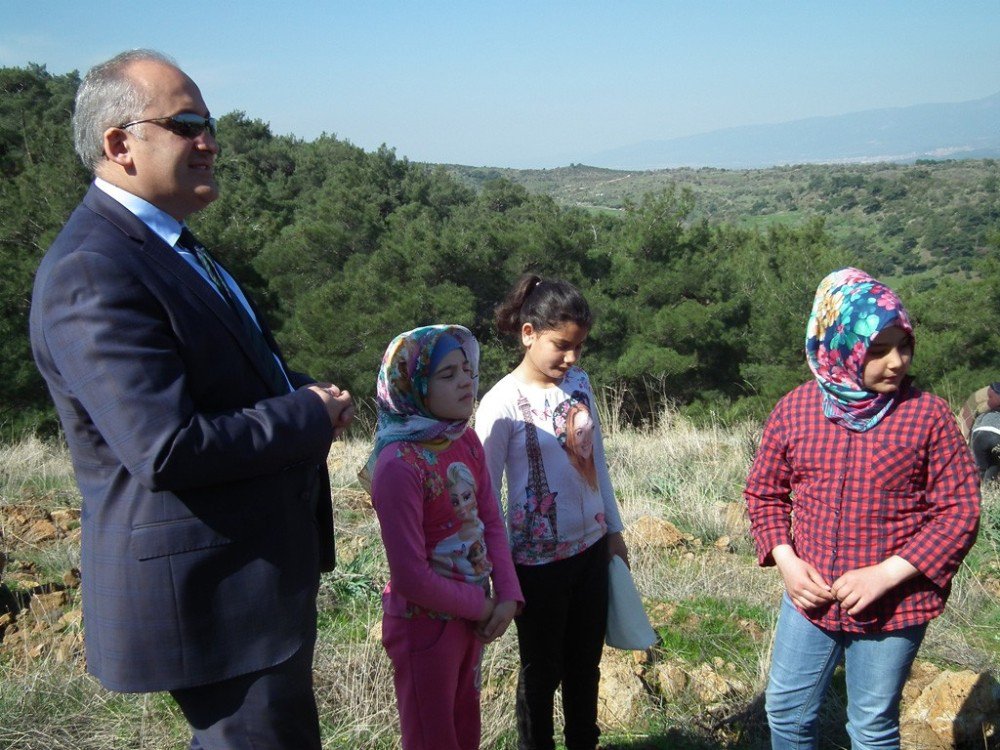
[608, 409, 760, 545]
[0, 436, 76, 503]
[1, 410, 998, 749]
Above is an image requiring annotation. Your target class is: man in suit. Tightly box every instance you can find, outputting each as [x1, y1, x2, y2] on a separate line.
[29, 49, 352, 749]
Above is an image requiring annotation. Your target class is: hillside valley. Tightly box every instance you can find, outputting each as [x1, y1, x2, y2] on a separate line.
[444, 159, 1000, 277]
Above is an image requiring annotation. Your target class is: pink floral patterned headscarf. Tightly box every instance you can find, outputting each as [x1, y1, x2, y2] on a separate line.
[361, 325, 479, 486]
[805, 268, 913, 431]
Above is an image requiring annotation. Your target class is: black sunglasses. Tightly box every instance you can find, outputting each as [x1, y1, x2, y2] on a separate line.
[119, 113, 218, 139]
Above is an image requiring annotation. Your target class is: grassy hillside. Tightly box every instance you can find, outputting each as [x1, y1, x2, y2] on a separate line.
[443, 159, 1000, 277]
[2, 407, 998, 749]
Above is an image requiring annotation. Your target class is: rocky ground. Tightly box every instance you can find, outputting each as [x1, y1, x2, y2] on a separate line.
[0, 504, 84, 670]
[1, 503, 998, 749]
[598, 516, 1000, 749]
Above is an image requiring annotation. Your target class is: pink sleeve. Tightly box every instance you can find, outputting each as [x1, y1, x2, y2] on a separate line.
[472, 435, 524, 605]
[372, 448, 488, 620]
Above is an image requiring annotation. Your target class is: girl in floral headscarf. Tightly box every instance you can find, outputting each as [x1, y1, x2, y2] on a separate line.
[744, 269, 979, 749]
[805, 266, 914, 431]
[367, 325, 522, 750]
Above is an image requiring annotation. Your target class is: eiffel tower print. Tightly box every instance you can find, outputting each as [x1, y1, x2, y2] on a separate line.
[516, 392, 559, 556]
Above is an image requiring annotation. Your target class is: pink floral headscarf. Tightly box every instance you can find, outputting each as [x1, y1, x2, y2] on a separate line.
[805, 268, 913, 431]
[361, 325, 479, 486]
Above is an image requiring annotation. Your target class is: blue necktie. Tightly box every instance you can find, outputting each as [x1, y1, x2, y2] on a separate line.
[179, 228, 291, 396]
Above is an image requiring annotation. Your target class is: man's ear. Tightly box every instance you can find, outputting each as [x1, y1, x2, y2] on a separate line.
[102, 127, 134, 169]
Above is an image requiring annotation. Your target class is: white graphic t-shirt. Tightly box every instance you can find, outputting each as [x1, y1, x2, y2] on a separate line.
[475, 367, 623, 566]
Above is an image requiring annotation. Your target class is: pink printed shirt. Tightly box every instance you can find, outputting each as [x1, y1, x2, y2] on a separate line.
[744, 380, 980, 632]
[371, 429, 523, 620]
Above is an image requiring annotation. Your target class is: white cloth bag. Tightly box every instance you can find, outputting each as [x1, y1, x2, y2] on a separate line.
[605, 554, 656, 650]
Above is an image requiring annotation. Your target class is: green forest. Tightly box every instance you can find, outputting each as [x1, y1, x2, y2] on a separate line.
[3, 63, 1000, 436]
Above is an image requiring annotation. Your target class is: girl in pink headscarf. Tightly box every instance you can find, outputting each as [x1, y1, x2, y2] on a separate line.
[368, 325, 523, 750]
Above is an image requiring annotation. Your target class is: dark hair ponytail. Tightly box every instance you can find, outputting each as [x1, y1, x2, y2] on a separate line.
[494, 273, 593, 337]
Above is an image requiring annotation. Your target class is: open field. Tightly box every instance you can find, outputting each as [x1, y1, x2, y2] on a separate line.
[1, 406, 998, 749]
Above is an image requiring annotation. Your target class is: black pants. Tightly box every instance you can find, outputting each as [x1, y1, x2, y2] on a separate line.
[170, 628, 320, 750]
[514, 535, 609, 750]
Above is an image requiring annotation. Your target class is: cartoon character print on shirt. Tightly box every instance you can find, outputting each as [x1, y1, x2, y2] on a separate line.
[553, 392, 608, 552]
[431, 461, 489, 581]
[466, 538, 490, 575]
[553, 391, 599, 489]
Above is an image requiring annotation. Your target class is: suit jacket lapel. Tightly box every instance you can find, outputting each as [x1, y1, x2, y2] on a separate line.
[83, 187, 287, 394]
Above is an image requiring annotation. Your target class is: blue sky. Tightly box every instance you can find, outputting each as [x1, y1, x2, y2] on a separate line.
[3, 1, 999, 168]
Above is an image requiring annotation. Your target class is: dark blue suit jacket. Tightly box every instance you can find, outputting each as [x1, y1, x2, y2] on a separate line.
[29, 186, 336, 692]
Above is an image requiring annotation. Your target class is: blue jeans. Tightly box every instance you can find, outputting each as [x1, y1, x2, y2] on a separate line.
[765, 595, 926, 750]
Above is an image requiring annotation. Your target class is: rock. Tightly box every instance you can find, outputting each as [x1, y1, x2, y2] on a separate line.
[338, 487, 375, 514]
[3, 626, 27, 649]
[652, 661, 689, 698]
[632, 648, 653, 667]
[54, 636, 77, 663]
[8, 574, 42, 589]
[50, 508, 81, 532]
[24, 519, 59, 544]
[29, 590, 68, 625]
[687, 663, 746, 704]
[2, 505, 58, 543]
[597, 650, 646, 729]
[646, 601, 677, 627]
[0, 611, 14, 640]
[626, 516, 686, 549]
[901, 659, 942, 704]
[57, 608, 82, 631]
[901, 669, 1000, 749]
[714, 535, 732, 551]
[62, 568, 81, 588]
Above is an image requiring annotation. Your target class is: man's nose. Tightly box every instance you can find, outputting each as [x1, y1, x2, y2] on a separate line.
[195, 130, 220, 154]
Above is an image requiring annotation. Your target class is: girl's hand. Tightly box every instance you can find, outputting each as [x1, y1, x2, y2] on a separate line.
[607, 531, 629, 568]
[476, 599, 517, 643]
[772, 544, 835, 610]
[478, 595, 496, 624]
[831, 556, 918, 616]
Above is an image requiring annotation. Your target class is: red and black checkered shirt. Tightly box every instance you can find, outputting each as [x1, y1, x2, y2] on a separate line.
[745, 380, 980, 632]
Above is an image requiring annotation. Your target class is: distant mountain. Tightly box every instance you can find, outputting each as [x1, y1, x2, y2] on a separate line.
[586, 92, 1000, 170]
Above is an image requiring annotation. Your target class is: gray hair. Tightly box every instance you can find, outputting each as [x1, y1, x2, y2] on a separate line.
[73, 49, 177, 172]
